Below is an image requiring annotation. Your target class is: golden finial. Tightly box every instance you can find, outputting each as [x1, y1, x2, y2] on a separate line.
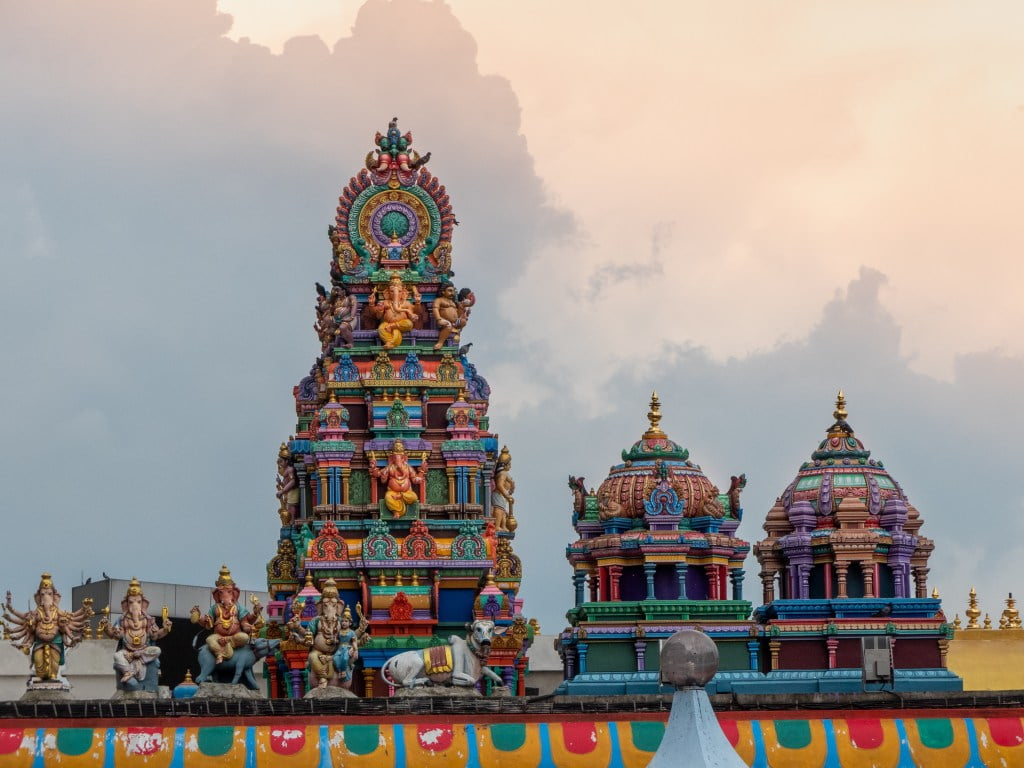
[965, 586, 981, 629]
[644, 391, 665, 437]
[984, 613, 992, 630]
[183, 669, 194, 684]
[932, 587, 940, 599]
[953, 614, 962, 630]
[485, 571, 497, 588]
[834, 390, 847, 422]
[411, 571, 420, 586]
[395, 571, 404, 587]
[378, 571, 387, 587]
[1000, 592, 1021, 630]
[304, 572, 315, 589]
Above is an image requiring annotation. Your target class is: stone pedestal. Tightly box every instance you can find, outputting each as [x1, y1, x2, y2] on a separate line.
[191, 682, 263, 700]
[304, 686, 358, 699]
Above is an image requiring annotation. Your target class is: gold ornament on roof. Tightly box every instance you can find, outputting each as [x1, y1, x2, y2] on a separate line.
[984, 613, 992, 630]
[644, 391, 665, 437]
[953, 614, 962, 630]
[1000, 593, 1021, 630]
[965, 586, 981, 629]
[827, 390, 854, 438]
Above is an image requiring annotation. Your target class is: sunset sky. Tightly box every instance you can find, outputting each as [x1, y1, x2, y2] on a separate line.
[2, 0, 1023, 632]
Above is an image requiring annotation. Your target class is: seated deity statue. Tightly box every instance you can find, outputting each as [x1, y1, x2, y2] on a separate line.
[370, 439, 426, 517]
[98, 578, 171, 691]
[190, 565, 263, 667]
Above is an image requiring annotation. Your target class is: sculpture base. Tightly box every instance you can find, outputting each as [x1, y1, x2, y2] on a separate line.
[304, 686, 358, 699]
[394, 685, 481, 698]
[191, 682, 263, 700]
[111, 687, 171, 701]
[21, 683, 73, 703]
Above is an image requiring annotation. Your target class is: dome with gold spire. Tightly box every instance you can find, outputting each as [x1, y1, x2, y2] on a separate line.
[592, 392, 743, 533]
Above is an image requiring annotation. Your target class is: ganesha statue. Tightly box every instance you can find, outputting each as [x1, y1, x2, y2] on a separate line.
[3, 573, 93, 692]
[287, 578, 369, 695]
[98, 578, 171, 694]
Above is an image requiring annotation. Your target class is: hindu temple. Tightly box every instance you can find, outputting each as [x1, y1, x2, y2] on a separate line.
[262, 119, 533, 697]
[557, 393, 755, 694]
[751, 392, 961, 692]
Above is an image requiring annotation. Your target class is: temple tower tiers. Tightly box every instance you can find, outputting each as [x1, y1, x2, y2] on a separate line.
[264, 120, 533, 698]
[557, 393, 756, 695]
[751, 392, 961, 693]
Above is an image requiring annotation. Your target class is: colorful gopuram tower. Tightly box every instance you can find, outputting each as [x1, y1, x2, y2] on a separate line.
[557, 393, 755, 695]
[263, 119, 532, 697]
[751, 392, 960, 692]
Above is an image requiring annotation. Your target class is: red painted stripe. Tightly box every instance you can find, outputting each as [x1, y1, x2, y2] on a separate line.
[988, 718, 1024, 748]
[719, 719, 739, 747]
[417, 725, 453, 753]
[0, 729, 24, 755]
[562, 722, 597, 754]
[847, 719, 884, 750]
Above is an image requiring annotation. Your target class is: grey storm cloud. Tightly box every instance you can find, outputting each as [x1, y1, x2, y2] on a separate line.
[0, 1, 1019, 635]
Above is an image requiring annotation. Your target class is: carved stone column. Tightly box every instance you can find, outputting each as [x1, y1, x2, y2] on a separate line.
[644, 563, 657, 600]
[835, 562, 849, 599]
[362, 666, 376, 697]
[826, 637, 839, 669]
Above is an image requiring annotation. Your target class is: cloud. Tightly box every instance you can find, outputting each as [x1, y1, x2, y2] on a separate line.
[502, 268, 1024, 631]
[0, 0, 567, 607]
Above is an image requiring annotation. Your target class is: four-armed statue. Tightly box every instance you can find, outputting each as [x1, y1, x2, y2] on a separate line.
[369, 272, 420, 349]
[288, 578, 369, 694]
[190, 565, 268, 690]
[98, 578, 171, 693]
[276, 443, 299, 525]
[3, 573, 93, 694]
[371, 439, 426, 518]
[381, 619, 509, 695]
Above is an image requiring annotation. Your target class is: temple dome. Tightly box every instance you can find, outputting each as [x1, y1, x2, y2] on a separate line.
[777, 391, 915, 526]
[595, 393, 732, 523]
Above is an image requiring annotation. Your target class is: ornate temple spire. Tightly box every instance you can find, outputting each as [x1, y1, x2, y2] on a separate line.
[644, 391, 665, 438]
[826, 390, 854, 438]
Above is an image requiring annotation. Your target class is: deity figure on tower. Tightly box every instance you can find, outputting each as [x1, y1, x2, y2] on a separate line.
[4, 573, 94, 687]
[98, 578, 171, 692]
[369, 272, 420, 349]
[276, 444, 300, 525]
[492, 445, 516, 532]
[432, 283, 475, 349]
[371, 439, 426, 517]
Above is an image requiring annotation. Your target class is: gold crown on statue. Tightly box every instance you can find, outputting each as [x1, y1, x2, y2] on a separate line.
[216, 565, 236, 588]
[278, 442, 290, 460]
[392, 439, 406, 453]
[125, 577, 143, 599]
[38, 573, 53, 591]
[320, 578, 340, 600]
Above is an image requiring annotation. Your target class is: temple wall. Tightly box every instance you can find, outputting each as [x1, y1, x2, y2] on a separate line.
[1, 712, 1022, 766]
[948, 630, 1024, 690]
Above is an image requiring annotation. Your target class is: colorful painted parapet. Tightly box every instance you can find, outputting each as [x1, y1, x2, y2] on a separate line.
[750, 392, 961, 693]
[3, 714, 1023, 766]
[264, 119, 532, 698]
[559, 393, 753, 694]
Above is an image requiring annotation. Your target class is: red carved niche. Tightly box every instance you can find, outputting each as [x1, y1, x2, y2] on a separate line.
[389, 591, 413, 621]
[310, 521, 349, 561]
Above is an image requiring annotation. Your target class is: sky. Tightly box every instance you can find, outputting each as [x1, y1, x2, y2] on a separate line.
[2, 0, 1023, 636]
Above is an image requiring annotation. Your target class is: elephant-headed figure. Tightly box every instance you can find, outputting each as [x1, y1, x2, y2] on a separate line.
[97, 578, 171, 692]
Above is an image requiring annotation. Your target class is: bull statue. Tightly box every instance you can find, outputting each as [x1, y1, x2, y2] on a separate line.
[194, 636, 280, 690]
[381, 619, 507, 691]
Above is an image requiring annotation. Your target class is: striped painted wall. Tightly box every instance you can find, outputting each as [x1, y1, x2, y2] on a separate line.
[1, 714, 1022, 767]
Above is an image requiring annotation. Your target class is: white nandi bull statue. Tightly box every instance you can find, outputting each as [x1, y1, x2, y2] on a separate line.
[381, 619, 507, 690]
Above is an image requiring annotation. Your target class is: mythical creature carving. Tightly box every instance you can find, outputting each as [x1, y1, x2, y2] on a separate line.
[366, 117, 431, 186]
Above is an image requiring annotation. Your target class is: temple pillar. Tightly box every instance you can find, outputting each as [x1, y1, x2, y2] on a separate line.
[447, 469, 456, 506]
[676, 561, 689, 599]
[516, 657, 527, 695]
[760, 571, 775, 604]
[769, 640, 781, 671]
[835, 562, 849, 599]
[290, 668, 305, 698]
[826, 637, 839, 669]
[566, 645, 577, 679]
[730, 568, 745, 601]
[573, 571, 586, 606]
[296, 464, 310, 520]
[747, 641, 760, 671]
[318, 468, 330, 509]
[824, 563, 833, 599]
[588, 567, 599, 602]
[609, 565, 623, 601]
[938, 637, 949, 668]
[864, 563, 876, 599]
[362, 666, 376, 697]
[798, 564, 810, 600]
[577, 643, 589, 675]
[914, 567, 930, 599]
[644, 563, 657, 600]
[705, 565, 719, 600]
[634, 640, 647, 671]
[341, 468, 351, 505]
[469, 468, 478, 505]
